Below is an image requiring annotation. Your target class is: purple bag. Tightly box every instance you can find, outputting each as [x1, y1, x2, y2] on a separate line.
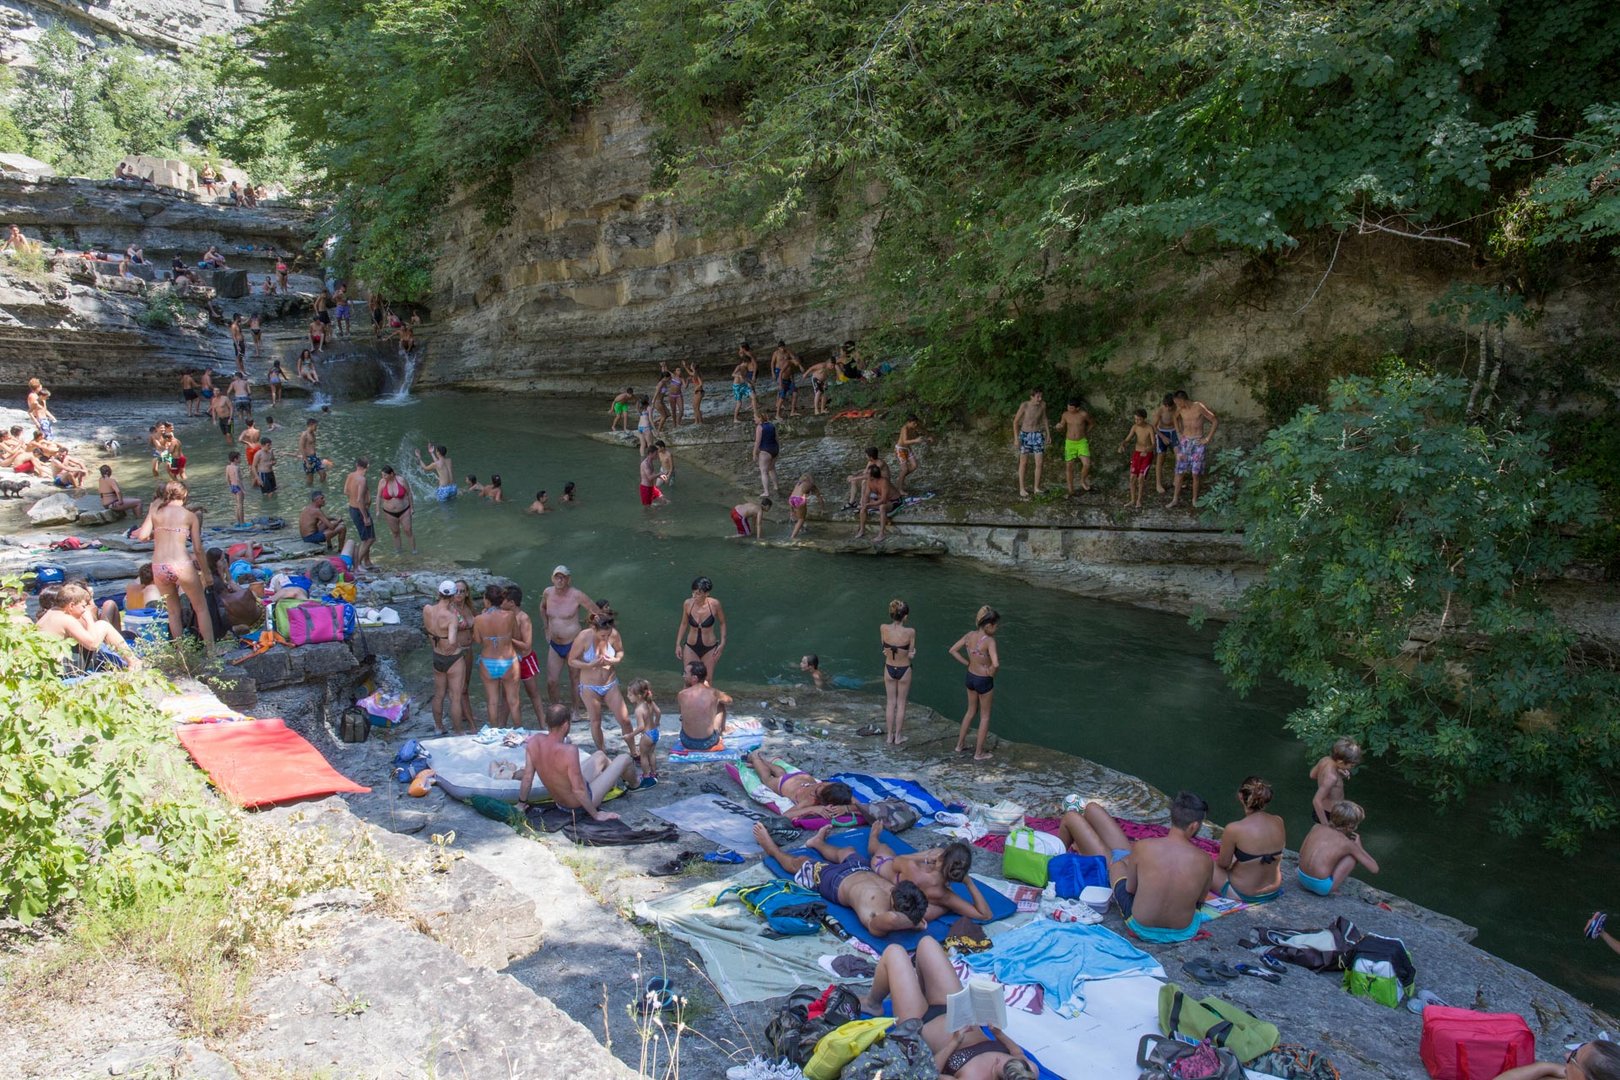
[286, 602, 343, 645]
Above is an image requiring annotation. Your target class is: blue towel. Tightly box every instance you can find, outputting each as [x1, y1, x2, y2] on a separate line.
[826, 772, 961, 817]
[963, 921, 1160, 1017]
[762, 827, 1016, 953]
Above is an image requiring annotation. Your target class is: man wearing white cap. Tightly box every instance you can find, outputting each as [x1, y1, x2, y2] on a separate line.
[540, 566, 600, 706]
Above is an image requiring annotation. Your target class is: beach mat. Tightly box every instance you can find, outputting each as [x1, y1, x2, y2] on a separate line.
[649, 792, 777, 854]
[176, 717, 369, 808]
[665, 716, 766, 763]
[827, 771, 957, 817]
[526, 804, 678, 846]
[763, 828, 1017, 953]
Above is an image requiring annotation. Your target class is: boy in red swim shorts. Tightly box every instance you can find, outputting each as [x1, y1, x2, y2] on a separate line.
[1119, 408, 1156, 510]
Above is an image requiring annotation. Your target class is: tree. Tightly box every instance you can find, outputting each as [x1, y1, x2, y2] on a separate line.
[1205, 369, 1616, 850]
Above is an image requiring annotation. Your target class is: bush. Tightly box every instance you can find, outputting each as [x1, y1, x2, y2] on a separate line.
[1205, 370, 1619, 850]
[0, 585, 232, 921]
[135, 287, 186, 329]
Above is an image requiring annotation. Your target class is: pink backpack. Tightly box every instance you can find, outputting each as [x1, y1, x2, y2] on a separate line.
[285, 602, 344, 646]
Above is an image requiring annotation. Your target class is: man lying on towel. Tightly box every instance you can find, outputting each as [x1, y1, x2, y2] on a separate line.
[859, 820, 994, 922]
[519, 704, 638, 821]
[754, 823, 928, 937]
[746, 749, 860, 820]
[1058, 791, 1212, 943]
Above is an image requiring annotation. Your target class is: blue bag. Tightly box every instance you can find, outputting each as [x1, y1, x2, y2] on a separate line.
[1048, 853, 1108, 899]
[713, 880, 827, 935]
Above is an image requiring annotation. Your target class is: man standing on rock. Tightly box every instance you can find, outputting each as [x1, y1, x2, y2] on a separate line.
[229, 314, 247, 371]
[518, 705, 636, 820]
[25, 378, 56, 439]
[1167, 389, 1218, 510]
[299, 418, 327, 487]
[343, 457, 376, 570]
[1013, 390, 1051, 498]
[1058, 398, 1094, 496]
[541, 567, 600, 705]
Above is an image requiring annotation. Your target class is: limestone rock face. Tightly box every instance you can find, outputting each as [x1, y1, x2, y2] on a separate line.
[26, 490, 78, 525]
[0, 0, 262, 57]
[424, 94, 874, 392]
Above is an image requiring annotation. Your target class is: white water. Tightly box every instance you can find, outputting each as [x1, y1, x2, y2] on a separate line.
[377, 347, 421, 405]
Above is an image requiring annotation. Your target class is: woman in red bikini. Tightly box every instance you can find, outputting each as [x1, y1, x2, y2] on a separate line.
[132, 480, 214, 647]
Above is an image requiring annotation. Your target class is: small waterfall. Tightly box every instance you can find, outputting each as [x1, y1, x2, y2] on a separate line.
[378, 347, 421, 405]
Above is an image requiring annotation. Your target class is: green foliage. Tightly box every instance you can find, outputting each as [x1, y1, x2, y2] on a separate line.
[6, 27, 295, 182]
[251, 0, 619, 299]
[1205, 370, 1616, 850]
[135, 286, 187, 329]
[0, 581, 233, 921]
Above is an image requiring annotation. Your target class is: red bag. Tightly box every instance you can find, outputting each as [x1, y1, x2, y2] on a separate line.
[285, 602, 344, 646]
[1420, 1005, 1534, 1080]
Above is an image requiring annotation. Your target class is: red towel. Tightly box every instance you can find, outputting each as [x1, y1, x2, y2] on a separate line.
[176, 717, 369, 808]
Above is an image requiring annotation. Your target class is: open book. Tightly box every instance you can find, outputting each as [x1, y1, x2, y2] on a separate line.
[944, 976, 1007, 1033]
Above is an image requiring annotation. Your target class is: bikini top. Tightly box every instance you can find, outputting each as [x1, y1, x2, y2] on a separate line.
[1233, 847, 1283, 865]
[582, 637, 618, 664]
[944, 1039, 1009, 1074]
[687, 604, 717, 629]
[379, 478, 408, 500]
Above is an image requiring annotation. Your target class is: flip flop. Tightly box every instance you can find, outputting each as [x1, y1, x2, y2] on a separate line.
[635, 776, 660, 790]
[1233, 963, 1280, 984]
[1586, 912, 1608, 940]
[649, 850, 703, 877]
[1181, 958, 1225, 986]
[762, 716, 780, 731]
[855, 723, 883, 737]
[1212, 961, 1243, 980]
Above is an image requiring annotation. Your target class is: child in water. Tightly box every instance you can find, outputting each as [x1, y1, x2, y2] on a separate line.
[527, 490, 549, 514]
[1310, 737, 1363, 824]
[800, 654, 825, 690]
[1296, 800, 1380, 896]
[627, 678, 660, 786]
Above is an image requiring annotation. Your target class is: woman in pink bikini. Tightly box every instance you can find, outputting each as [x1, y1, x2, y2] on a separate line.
[132, 480, 214, 647]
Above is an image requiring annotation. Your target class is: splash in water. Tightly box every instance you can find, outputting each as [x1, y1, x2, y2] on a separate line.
[307, 390, 332, 411]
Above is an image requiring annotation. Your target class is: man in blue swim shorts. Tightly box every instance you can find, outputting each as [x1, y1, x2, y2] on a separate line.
[754, 822, 930, 938]
[1058, 791, 1213, 943]
[1012, 389, 1050, 498]
[297, 491, 347, 552]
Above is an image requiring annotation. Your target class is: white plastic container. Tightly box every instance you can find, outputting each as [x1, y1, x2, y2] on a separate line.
[1079, 885, 1112, 915]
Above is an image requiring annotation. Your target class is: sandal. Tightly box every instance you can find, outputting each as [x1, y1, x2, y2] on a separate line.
[1233, 963, 1280, 984]
[1181, 958, 1225, 986]
[855, 723, 883, 737]
[649, 850, 703, 877]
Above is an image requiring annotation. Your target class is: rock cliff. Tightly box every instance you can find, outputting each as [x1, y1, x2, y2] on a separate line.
[0, 0, 262, 58]
[429, 98, 1617, 422]
[423, 94, 875, 393]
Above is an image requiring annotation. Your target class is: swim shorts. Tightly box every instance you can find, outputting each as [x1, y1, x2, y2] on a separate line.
[218, 417, 233, 436]
[303, 454, 323, 475]
[733, 383, 752, 400]
[1130, 450, 1152, 477]
[679, 729, 721, 752]
[614, 401, 629, 415]
[779, 381, 795, 399]
[349, 506, 374, 541]
[258, 470, 277, 494]
[1156, 428, 1179, 454]
[730, 508, 751, 536]
[1175, 438, 1207, 475]
[1018, 430, 1045, 455]
[639, 483, 662, 506]
[182, 388, 199, 401]
[302, 530, 327, 545]
[794, 855, 873, 906]
[335, 303, 350, 319]
[435, 484, 458, 501]
[518, 651, 540, 681]
[1064, 438, 1090, 461]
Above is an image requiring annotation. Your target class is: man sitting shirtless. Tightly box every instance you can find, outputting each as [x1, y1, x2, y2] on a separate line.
[745, 749, 859, 820]
[1059, 791, 1213, 943]
[518, 705, 638, 821]
[754, 822, 928, 938]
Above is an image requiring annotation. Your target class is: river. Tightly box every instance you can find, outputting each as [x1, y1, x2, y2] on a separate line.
[133, 378, 1620, 1015]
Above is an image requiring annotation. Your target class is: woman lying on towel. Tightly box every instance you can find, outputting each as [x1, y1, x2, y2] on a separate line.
[858, 937, 1036, 1080]
[745, 749, 859, 819]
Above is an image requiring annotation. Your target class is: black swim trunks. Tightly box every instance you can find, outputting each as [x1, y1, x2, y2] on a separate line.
[794, 854, 873, 905]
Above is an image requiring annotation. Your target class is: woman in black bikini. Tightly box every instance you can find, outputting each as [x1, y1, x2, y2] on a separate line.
[1213, 775, 1287, 904]
[880, 599, 916, 746]
[948, 605, 1000, 761]
[377, 465, 416, 554]
[423, 580, 471, 733]
[674, 576, 727, 681]
[858, 938, 1036, 1080]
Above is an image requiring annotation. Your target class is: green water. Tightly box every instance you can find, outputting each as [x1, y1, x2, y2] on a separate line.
[172, 388, 1619, 1014]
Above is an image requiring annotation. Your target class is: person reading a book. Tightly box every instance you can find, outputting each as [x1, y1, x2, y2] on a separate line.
[858, 937, 1036, 1079]
[753, 823, 928, 938]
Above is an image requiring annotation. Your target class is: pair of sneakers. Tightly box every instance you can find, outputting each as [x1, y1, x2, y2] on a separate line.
[725, 1057, 805, 1080]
